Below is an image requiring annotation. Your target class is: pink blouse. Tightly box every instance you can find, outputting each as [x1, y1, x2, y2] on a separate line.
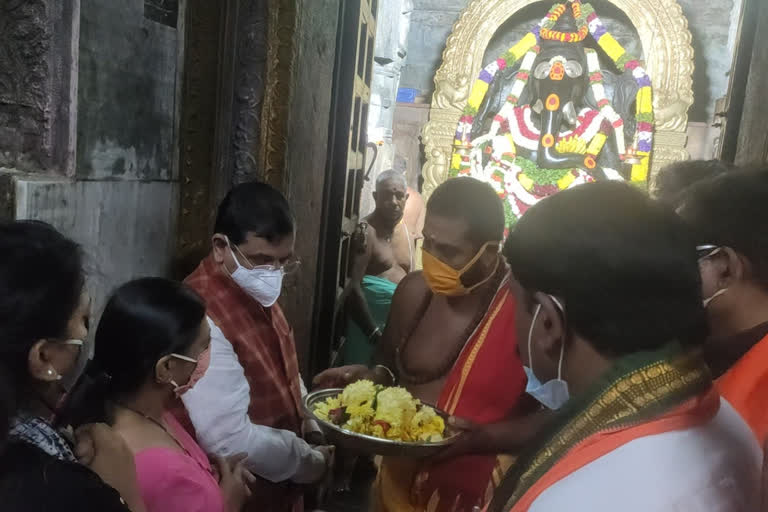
[134, 413, 225, 512]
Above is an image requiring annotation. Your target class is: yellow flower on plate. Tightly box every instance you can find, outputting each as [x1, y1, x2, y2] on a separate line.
[313, 381, 446, 442]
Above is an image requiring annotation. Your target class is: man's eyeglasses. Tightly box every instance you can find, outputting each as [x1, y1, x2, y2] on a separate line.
[276, 258, 302, 275]
[696, 245, 721, 261]
[232, 244, 302, 275]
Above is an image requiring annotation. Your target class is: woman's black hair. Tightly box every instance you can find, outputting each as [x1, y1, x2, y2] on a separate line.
[504, 181, 707, 357]
[66, 278, 206, 426]
[0, 221, 84, 451]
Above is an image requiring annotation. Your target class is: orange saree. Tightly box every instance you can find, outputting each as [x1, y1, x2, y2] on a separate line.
[374, 277, 527, 512]
[717, 333, 768, 444]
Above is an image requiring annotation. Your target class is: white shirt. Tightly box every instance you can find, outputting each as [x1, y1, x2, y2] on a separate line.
[529, 399, 762, 512]
[182, 317, 325, 483]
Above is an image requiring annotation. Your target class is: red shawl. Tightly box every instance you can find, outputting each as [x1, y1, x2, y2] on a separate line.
[184, 256, 304, 512]
[375, 275, 528, 511]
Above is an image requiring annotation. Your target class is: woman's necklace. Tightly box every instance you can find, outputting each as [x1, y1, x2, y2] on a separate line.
[116, 403, 191, 457]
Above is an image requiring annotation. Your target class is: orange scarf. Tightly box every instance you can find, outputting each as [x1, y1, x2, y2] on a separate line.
[717, 333, 768, 444]
[507, 388, 719, 512]
[489, 345, 714, 512]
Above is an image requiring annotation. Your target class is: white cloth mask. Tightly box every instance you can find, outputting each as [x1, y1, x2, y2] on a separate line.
[229, 245, 284, 307]
[523, 297, 570, 410]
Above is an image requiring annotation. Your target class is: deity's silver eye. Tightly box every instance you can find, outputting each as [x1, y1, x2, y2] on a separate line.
[534, 62, 552, 80]
[565, 61, 584, 78]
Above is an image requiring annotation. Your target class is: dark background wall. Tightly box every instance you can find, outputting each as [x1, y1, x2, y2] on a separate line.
[77, 0, 181, 180]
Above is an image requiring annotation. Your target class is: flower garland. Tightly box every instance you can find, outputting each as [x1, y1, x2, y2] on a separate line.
[540, 2, 589, 43]
[509, 106, 605, 153]
[451, 0, 655, 184]
[582, 1, 654, 182]
[455, 47, 540, 175]
[585, 48, 625, 156]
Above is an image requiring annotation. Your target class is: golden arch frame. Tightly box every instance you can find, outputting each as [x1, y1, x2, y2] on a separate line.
[421, 0, 695, 200]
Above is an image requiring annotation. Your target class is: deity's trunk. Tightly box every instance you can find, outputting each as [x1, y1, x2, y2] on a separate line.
[537, 103, 584, 170]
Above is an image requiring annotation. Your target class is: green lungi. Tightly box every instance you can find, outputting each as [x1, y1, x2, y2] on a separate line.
[342, 275, 397, 365]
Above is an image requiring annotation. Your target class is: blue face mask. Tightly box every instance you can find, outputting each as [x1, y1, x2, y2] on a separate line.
[523, 298, 570, 410]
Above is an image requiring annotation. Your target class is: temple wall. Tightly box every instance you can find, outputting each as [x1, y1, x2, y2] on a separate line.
[0, 0, 183, 327]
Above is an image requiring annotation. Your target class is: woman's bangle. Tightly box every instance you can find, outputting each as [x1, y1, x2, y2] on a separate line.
[374, 365, 396, 386]
[368, 326, 382, 340]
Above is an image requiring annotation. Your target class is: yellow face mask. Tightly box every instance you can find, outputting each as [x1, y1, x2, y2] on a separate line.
[422, 241, 500, 296]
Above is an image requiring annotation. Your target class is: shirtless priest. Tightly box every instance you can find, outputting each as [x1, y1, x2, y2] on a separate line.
[316, 177, 537, 512]
[342, 170, 414, 365]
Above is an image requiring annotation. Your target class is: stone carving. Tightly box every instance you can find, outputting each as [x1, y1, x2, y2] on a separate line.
[174, 0, 222, 277]
[0, 0, 52, 171]
[422, 0, 695, 201]
[259, 0, 298, 189]
[0, 0, 50, 110]
[232, 0, 268, 185]
[433, 75, 470, 111]
[449, 2, 660, 225]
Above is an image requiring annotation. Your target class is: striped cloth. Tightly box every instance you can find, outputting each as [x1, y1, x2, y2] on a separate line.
[185, 255, 304, 512]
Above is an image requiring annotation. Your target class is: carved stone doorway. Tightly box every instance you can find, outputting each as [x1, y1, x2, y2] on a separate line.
[175, 0, 353, 373]
[173, 0, 299, 278]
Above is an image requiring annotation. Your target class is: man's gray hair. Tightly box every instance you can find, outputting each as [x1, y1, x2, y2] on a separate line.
[376, 169, 407, 189]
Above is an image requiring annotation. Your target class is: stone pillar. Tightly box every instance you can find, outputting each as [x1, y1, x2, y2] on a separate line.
[0, 0, 79, 177]
[360, 0, 412, 217]
[281, 0, 339, 373]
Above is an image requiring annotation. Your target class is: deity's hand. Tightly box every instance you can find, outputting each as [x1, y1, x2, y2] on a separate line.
[312, 365, 372, 390]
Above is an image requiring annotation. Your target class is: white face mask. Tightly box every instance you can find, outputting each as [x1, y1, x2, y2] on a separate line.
[229, 244, 284, 307]
[697, 246, 729, 308]
[523, 297, 570, 410]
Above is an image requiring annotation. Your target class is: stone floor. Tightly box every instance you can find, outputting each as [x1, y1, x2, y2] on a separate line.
[319, 456, 377, 511]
